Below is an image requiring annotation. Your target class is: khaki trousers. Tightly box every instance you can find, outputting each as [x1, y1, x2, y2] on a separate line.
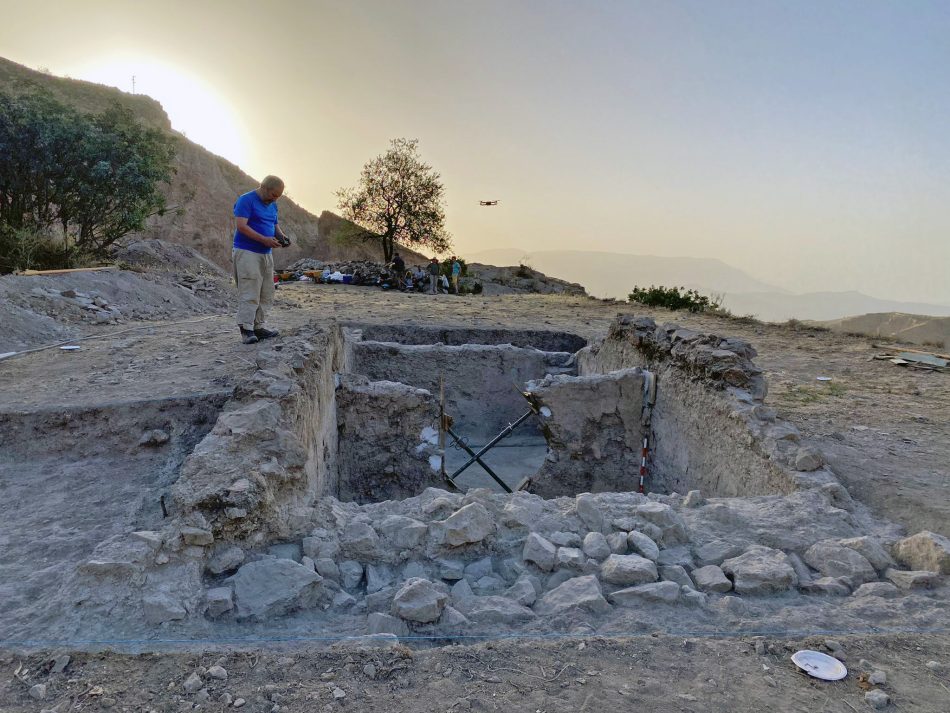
[232, 248, 274, 329]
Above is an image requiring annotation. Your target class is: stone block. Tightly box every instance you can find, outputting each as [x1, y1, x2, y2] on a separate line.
[143, 592, 187, 624]
[893, 531, 950, 574]
[804, 541, 876, 585]
[721, 546, 797, 595]
[535, 575, 611, 615]
[599, 554, 658, 586]
[441, 503, 495, 546]
[885, 568, 938, 591]
[582, 532, 611, 560]
[627, 531, 660, 561]
[392, 578, 448, 623]
[608, 581, 680, 605]
[205, 587, 234, 618]
[692, 565, 732, 593]
[367, 612, 409, 637]
[227, 559, 323, 619]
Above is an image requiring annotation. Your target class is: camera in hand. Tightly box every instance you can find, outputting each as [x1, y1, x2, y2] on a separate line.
[276, 234, 291, 247]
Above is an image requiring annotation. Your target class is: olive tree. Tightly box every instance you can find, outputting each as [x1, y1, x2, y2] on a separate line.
[0, 91, 177, 271]
[336, 138, 451, 262]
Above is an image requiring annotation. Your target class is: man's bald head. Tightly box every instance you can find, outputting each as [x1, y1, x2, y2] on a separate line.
[258, 175, 285, 204]
[261, 175, 285, 191]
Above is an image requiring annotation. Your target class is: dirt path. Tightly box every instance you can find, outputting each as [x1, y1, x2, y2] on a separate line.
[2, 634, 948, 712]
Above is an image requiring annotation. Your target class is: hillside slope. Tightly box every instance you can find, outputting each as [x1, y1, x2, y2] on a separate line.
[0, 57, 410, 269]
[816, 312, 950, 349]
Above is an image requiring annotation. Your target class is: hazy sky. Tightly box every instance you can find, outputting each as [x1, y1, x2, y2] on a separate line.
[2, 1, 948, 303]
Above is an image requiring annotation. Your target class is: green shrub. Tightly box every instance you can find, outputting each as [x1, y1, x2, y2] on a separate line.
[628, 285, 713, 312]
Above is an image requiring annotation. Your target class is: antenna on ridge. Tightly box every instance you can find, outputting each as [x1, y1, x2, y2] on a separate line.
[131, 75, 136, 94]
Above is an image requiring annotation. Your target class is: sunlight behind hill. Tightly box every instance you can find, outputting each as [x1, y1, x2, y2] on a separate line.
[71, 55, 249, 169]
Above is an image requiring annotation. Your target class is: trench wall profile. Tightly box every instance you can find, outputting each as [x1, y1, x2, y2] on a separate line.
[578, 315, 837, 498]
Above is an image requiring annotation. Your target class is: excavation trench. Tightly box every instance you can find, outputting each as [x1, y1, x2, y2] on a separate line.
[2, 318, 854, 644]
[332, 323, 795, 503]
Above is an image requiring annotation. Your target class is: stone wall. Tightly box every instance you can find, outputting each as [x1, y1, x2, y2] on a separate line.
[522, 369, 650, 497]
[350, 341, 574, 440]
[336, 375, 444, 503]
[170, 322, 345, 543]
[352, 324, 587, 353]
[579, 316, 841, 498]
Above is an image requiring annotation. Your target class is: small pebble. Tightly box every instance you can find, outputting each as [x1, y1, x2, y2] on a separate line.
[195, 689, 211, 703]
[925, 660, 942, 672]
[754, 640, 766, 656]
[869, 670, 886, 686]
[332, 687, 346, 700]
[865, 689, 889, 709]
[363, 663, 377, 678]
[220, 693, 233, 705]
[233, 698, 246, 708]
[824, 639, 843, 653]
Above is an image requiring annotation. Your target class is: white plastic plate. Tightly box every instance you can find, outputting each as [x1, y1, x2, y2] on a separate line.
[791, 650, 847, 680]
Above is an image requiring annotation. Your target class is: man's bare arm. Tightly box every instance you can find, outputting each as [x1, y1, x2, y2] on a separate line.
[236, 217, 281, 248]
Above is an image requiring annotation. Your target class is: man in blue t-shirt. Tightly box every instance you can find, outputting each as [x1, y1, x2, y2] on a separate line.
[232, 175, 291, 344]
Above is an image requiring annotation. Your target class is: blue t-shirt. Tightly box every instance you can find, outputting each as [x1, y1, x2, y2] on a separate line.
[233, 190, 278, 254]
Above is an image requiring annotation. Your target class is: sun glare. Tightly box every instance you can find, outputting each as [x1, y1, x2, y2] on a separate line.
[70, 56, 248, 168]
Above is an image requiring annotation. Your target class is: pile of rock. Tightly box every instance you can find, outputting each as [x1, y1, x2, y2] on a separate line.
[27, 286, 125, 324]
[605, 315, 767, 399]
[282, 259, 400, 285]
[184, 488, 949, 634]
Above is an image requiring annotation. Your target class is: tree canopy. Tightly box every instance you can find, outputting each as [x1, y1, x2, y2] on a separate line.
[336, 138, 451, 262]
[0, 90, 176, 272]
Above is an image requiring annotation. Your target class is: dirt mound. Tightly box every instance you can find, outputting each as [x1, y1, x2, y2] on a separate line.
[468, 262, 587, 296]
[0, 263, 231, 353]
[113, 239, 228, 277]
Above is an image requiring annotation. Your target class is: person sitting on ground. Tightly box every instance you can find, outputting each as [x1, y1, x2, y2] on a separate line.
[427, 257, 441, 294]
[404, 270, 414, 292]
[232, 175, 290, 344]
[412, 264, 426, 291]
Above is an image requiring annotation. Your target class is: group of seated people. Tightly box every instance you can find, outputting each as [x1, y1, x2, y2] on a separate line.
[313, 253, 457, 293]
[379, 263, 451, 293]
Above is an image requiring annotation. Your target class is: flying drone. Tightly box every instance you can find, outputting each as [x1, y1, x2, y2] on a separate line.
[479, 200, 500, 206]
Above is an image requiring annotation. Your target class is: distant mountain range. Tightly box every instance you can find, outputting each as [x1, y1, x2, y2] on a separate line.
[467, 249, 950, 323]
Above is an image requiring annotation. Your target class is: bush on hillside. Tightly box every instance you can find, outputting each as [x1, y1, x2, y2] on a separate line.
[0, 90, 176, 272]
[628, 285, 714, 312]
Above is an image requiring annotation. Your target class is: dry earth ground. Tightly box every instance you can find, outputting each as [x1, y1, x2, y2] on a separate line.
[2, 283, 949, 712]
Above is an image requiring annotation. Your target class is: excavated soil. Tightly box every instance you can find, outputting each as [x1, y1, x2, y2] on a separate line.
[2, 278, 949, 712]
